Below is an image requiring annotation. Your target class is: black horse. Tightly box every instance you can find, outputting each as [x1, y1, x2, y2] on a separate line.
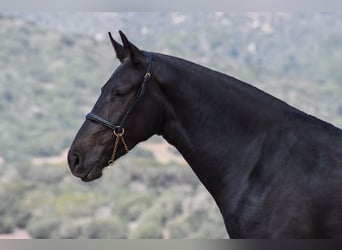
[68, 31, 342, 238]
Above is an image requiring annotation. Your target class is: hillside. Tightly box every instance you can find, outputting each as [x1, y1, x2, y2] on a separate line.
[0, 13, 341, 238]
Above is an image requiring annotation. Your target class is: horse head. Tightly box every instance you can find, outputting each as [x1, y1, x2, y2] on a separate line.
[68, 31, 164, 182]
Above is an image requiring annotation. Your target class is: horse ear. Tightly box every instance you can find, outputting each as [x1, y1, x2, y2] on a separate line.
[108, 32, 126, 62]
[119, 30, 145, 65]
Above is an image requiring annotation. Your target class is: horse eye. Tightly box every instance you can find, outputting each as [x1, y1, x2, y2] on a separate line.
[114, 90, 127, 98]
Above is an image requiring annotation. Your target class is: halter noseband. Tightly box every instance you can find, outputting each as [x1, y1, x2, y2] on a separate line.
[85, 52, 153, 165]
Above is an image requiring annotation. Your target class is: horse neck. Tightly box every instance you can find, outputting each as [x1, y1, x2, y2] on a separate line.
[154, 54, 285, 204]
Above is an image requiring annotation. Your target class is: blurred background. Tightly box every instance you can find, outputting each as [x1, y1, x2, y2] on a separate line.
[0, 12, 341, 239]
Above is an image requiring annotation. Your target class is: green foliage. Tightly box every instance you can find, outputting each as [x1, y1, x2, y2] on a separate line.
[0, 180, 34, 231]
[167, 219, 192, 238]
[84, 217, 128, 239]
[132, 222, 163, 239]
[17, 163, 68, 184]
[27, 217, 60, 238]
[117, 193, 153, 222]
[0, 215, 15, 234]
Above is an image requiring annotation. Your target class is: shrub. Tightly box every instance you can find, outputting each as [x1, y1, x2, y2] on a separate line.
[167, 219, 192, 238]
[117, 194, 152, 222]
[84, 217, 128, 239]
[57, 220, 87, 239]
[27, 217, 60, 238]
[131, 222, 163, 239]
[0, 215, 15, 234]
[14, 211, 31, 229]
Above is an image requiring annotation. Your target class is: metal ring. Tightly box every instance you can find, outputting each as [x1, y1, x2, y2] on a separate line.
[113, 127, 125, 136]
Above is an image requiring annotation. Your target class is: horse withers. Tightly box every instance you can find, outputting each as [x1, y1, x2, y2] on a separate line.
[68, 31, 342, 238]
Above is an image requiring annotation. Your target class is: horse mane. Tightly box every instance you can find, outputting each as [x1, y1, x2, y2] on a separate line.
[155, 52, 341, 134]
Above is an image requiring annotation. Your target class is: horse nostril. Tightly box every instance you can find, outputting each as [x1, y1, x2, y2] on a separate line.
[72, 153, 80, 166]
[68, 151, 81, 170]
[72, 153, 80, 167]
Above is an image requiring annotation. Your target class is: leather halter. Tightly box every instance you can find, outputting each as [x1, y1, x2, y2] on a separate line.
[85, 52, 152, 163]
